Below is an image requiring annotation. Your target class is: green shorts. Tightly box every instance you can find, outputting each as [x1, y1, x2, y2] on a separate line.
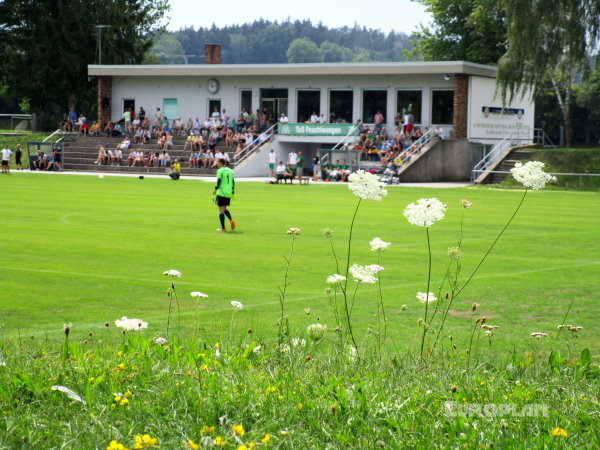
[269, 163, 275, 169]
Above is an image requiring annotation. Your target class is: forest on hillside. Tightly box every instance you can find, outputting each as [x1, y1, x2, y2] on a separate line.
[150, 19, 414, 64]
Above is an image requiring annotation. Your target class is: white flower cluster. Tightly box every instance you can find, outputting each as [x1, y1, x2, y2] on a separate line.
[404, 198, 447, 227]
[115, 316, 148, 331]
[530, 332, 548, 339]
[291, 337, 306, 347]
[510, 161, 555, 190]
[322, 228, 333, 238]
[190, 291, 208, 298]
[448, 246, 462, 260]
[348, 346, 358, 363]
[369, 237, 391, 251]
[326, 274, 346, 284]
[416, 292, 437, 303]
[348, 170, 388, 201]
[152, 336, 167, 345]
[231, 300, 244, 311]
[366, 264, 385, 273]
[286, 227, 301, 235]
[307, 323, 327, 340]
[163, 269, 182, 278]
[349, 264, 380, 284]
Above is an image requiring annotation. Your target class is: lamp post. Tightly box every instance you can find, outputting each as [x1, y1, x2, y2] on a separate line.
[95, 25, 111, 64]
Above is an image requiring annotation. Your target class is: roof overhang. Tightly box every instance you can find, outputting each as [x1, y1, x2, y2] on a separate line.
[88, 61, 497, 78]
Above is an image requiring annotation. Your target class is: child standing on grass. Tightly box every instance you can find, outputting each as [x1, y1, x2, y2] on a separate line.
[1, 145, 12, 174]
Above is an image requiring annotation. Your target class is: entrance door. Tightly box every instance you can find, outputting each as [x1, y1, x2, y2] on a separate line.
[163, 98, 178, 121]
[123, 99, 135, 116]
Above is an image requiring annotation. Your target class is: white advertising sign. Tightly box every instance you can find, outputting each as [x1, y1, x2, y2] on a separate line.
[468, 76, 535, 144]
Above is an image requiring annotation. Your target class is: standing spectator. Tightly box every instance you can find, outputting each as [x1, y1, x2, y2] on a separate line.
[288, 148, 298, 170]
[15, 144, 23, 170]
[52, 143, 63, 171]
[155, 108, 162, 126]
[123, 108, 132, 132]
[267, 149, 277, 177]
[138, 106, 146, 123]
[68, 107, 77, 130]
[403, 111, 414, 135]
[296, 151, 304, 177]
[1, 145, 12, 174]
[313, 151, 321, 181]
[374, 110, 384, 134]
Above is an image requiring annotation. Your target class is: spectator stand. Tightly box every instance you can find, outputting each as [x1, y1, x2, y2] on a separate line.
[26, 132, 65, 170]
[233, 123, 278, 168]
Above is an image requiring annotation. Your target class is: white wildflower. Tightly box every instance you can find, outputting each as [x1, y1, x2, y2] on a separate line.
[448, 246, 462, 260]
[252, 344, 262, 354]
[231, 300, 244, 311]
[322, 228, 333, 238]
[326, 274, 346, 284]
[307, 323, 327, 341]
[278, 344, 290, 353]
[530, 332, 548, 339]
[348, 346, 358, 363]
[115, 316, 148, 331]
[348, 170, 388, 201]
[291, 338, 306, 348]
[484, 329, 492, 337]
[404, 198, 447, 227]
[349, 264, 378, 284]
[416, 292, 437, 303]
[163, 269, 182, 278]
[369, 237, 391, 251]
[0, 352, 5, 366]
[152, 337, 167, 345]
[460, 199, 472, 209]
[190, 291, 208, 298]
[366, 264, 385, 273]
[510, 161, 555, 190]
[286, 227, 301, 235]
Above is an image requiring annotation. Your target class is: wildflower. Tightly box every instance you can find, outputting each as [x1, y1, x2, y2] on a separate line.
[286, 227, 301, 235]
[511, 161, 555, 190]
[460, 199, 472, 208]
[163, 269, 182, 278]
[278, 430, 289, 436]
[63, 323, 72, 337]
[291, 338, 306, 347]
[369, 237, 391, 251]
[530, 332, 548, 339]
[400, 304, 408, 311]
[568, 326, 582, 332]
[124, 390, 132, 398]
[278, 344, 290, 353]
[472, 303, 479, 311]
[104, 322, 110, 327]
[349, 264, 378, 283]
[324, 287, 332, 295]
[403, 198, 447, 227]
[232, 424, 245, 436]
[550, 427, 568, 437]
[322, 228, 333, 238]
[115, 317, 148, 331]
[307, 323, 327, 340]
[265, 386, 278, 394]
[190, 291, 208, 298]
[231, 300, 244, 311]
[261, 434, 271, 444]
[152, 337, 167, 345]
[185, 440, 199, 450]
[348, 170, 388, 200]
[119, 398, 129, 406]
[252, 345, 262, 353]
[416, 292, 437, 303]
[132, 434, 158, 449]
[448, 246, 462, 260]
[304, 308, 311, 315]
[107, 440, 128, 450]
[348, 346, 358, 362]
[366, 264, 385, 273]
[200, 425, 215, 434]
[214, 436, 227, 447]
[326, 274, 346, 284]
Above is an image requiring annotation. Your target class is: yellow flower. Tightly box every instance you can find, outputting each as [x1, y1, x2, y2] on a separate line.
[132, 434, 158, 449]
[214, 436, 227, 447]
[107, 440, 128, 450]
[246, 444, 255, 449]
[119, 398, 129, 407]
[237, 446, 247, 450]
[185, 439, 199, 450]
[232, 424, 245, 436]
[89, 377, 95, 383]
[265, 386, 277, 394]
[124, 390, 132, 398]
[113, 396, 122, 403]
[297, 403, 303, 410]
[550, 427, 568, 437]
[200, 425, 215, 433]
[261, 433, 271, 444]
[118, 363, 126, 370]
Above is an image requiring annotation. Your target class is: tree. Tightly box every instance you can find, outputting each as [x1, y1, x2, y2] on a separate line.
[408, 0, 507, 65]
[320, 41, 354, 62]
[151, 34, 186, 64]
[497, 0, 600, 147]
[0, 0, 169, 123]
[286, 38, 323, 63]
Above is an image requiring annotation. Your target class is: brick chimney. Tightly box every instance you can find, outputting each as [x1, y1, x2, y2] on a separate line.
[205, 44, 221, 64]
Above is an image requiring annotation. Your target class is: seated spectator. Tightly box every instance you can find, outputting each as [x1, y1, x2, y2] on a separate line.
[133, 127, 145, 144]
[279, 113, 289, 123]
[61, 114, 72, 132]
[95, 147, 108, 165]
[158, 150, 171, 167]
[309, 112, 319, 123]
[184, 132, 196, 150]
[115, 137, 131, 152]
[126, 149, 137, 166]
[275, 161, 294, 183]
[433, 126, 443, 139]
[34, 151, 47, 170]
[112, 149, 123, 165]
[204, 149, 214, 168]
[133, 150, 144, 167]
[77, 114, 89, 136]
[185, 118, 193, 135]
[90, 121, 100, 136]
[189, 150, 199, 168]
[104, 122, 113, 137]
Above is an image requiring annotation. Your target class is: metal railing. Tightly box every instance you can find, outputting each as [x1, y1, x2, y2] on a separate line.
[533, 128, 557, 148]
[43, 129, 63, 142]
[471, 169, 600, 188]
[470, 131, 522, 182]
[330, 125, 359, 152]
[233, 123, 278, 167]
[396, 129, 434, 173]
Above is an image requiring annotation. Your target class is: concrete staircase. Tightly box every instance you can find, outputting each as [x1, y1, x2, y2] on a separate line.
[61, 135, 238, 177]
[485, 149, 532, 184]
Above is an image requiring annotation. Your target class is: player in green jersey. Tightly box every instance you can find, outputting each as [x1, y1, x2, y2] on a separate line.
[213, 158, 236, 232]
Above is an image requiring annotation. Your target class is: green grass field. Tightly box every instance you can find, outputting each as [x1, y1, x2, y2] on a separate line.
[1, 172, 598, 353]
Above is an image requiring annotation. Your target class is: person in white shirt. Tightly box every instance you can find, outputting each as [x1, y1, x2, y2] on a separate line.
[267, 149, 277, 177]
[318, 113, 327, 124]
[288, 149, 298, 167]
[310, 112, 319, 123]
[1, 146, 13, 174]
[279, 113, 289, 124]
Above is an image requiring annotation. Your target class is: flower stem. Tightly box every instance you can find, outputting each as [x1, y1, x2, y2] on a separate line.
[278, 236, 296, 344]
[342, 198, 362, 352]
[420, 228, 432, 358]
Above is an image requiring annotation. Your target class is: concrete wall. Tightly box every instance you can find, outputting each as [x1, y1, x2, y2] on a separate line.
[399, 139, 472, 182]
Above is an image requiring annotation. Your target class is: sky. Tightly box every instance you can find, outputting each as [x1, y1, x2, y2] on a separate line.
[165, 0, 432, 35]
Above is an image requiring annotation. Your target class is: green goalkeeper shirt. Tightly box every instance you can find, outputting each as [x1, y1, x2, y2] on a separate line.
[215, 166, 235, 198]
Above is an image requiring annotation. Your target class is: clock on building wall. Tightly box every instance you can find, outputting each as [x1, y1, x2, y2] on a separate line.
[207, 78, 220, 94]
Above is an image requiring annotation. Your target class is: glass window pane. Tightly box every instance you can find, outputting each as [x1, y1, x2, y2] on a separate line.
[297, 90, 320, 123]
[329, 90, 353, 123]
[362, 90, 387, 123]
[432, 90, 454, 124]
[396, 90, 421, 124]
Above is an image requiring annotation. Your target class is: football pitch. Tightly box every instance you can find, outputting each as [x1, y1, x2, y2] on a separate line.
[1, 173, 599, 352]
